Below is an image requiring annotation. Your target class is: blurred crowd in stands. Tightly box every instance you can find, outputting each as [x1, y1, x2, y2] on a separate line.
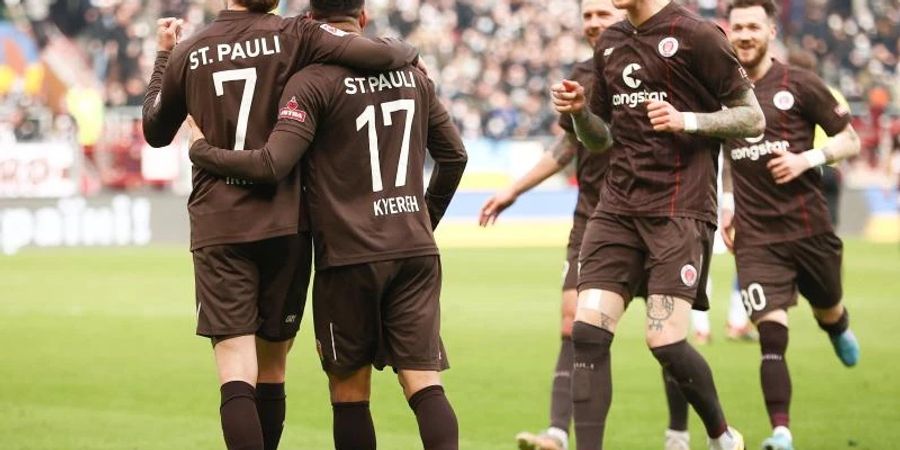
[0, 0, 898, 191]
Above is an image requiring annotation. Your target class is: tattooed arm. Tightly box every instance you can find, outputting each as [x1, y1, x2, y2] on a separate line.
[571, 110, 615, 153]
[694, 88, 766, 139]
[551, 80, 614, 153]
[479, 133, 579, 226]
[647, 88, 765, 139]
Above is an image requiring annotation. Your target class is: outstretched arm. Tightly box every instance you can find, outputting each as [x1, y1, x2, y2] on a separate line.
[186, 117, 311, 183]
[479, 133, 579, 226]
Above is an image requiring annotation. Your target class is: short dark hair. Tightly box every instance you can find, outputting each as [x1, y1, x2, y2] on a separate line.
[310, 0, 365, 19]
[728, 0, 779, 19]
[235, 0, 279, 13]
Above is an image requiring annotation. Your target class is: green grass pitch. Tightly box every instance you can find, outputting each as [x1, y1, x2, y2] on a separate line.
[1, 240, 898, 449]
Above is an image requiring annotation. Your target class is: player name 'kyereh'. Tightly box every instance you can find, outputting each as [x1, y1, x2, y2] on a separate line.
[344, 70, 417, 95]
[374, 195, 421, 217]
[188, 35, 282, 70]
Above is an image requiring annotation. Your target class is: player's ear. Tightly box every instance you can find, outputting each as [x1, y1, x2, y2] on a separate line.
[359, 9, 368, 30]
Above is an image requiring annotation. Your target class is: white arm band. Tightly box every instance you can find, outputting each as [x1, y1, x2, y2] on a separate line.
[802, 148, 827, 168]
[683, 112, 698, 133]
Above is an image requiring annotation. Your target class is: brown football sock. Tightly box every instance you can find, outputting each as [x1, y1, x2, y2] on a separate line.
[332, 401, 376, 450]
[408, 385, 459, 450]
[256, 383, 286, 450]
[651, 340, 727, 438]
[662, 368, 689, 431]
[758, 322, 791, 428]
[571, 321, 614, 450]
[220, 381, 265, 450]
[549, 337, 575, 432]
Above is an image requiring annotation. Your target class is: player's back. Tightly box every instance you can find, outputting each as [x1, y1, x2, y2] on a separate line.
[166, 11, 354, 249]
[297, 64, 439, 268]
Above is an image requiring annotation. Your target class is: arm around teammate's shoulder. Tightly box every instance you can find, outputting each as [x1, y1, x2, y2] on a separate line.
[296, 18, 417, 70]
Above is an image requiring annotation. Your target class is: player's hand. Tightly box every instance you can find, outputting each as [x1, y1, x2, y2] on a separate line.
[551, 80, 585, 115]
[647, 101, 685, 133]
[767, 147, 810, 184]
[185, 115, 205, 147]
[157, 17, 183, 52]
[478, 188, 518, 227]
[720, 208, 736, 252]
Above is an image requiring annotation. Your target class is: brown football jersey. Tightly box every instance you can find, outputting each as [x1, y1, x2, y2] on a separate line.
[187, 64, 467, 269]
[724, 60, 851, 245]
[142, 11, 417, 250]
[589, 2, 752, 224]
[559, 58, 610, 220]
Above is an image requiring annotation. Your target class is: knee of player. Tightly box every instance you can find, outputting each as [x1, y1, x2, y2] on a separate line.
[571, 321, 614, 349]
[398, 370, 442, 399]
[328, 369, 372, 403]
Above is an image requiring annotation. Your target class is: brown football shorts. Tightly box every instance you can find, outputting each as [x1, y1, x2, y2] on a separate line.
[192, 233, 312, 341]
[577, 211, 714, 310]
[735, 232, 843, 322]
[312, 255, 449, 375]
[562, 215, 589, 291]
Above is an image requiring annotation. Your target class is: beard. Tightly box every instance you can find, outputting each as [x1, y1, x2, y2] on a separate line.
[738, 42, 769, 71]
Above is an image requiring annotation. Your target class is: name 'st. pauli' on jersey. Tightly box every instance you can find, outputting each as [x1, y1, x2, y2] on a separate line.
[188, 35, 282, 70]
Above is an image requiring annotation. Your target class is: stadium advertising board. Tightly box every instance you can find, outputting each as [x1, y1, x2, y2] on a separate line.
[0, 142, 79, 198]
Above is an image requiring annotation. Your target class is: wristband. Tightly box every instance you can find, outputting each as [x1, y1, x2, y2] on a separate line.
[683, 112, 698, 133]
[721, 192, 735, 212]
[801, 148, 827, 168]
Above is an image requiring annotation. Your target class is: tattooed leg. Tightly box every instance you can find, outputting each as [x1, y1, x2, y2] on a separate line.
[644, 295, 692, 348]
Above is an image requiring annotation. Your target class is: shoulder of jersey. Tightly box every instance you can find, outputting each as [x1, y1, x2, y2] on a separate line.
[171, 28, 208, 57]
[784, 63, 821, 84]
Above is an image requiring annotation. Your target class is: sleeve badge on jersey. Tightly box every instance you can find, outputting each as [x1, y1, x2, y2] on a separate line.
[320, 23, 348, 37]
[773, 90, 795, 111]
[279, 96, 307, 123]
[658, 37, 679, 58]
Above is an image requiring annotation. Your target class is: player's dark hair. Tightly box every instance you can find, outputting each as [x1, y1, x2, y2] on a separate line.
[310, 0, 365, 19]
[728, 0, 778, 18]
[235, 0, 279, 13]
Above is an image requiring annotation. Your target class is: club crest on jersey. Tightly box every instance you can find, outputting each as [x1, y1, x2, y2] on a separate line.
[680, 264, 698, 287]
[279, 96, 307, 123]
[623, 63, 642, 89]
[320, 23, 348, 37]
[773, 90, 795, 110]
[658, 37, 679, 58]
